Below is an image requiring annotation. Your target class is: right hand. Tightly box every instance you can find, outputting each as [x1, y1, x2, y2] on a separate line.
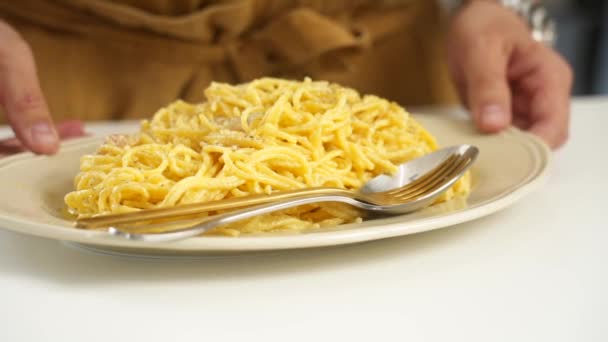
[446, 1, 572, 149]
[0, 20, 77, 155]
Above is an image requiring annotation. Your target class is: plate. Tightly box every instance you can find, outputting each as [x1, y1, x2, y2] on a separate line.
[0, 115, 550, 256]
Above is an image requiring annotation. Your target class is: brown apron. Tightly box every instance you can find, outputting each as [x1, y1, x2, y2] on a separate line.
[0, 0, 457, 123]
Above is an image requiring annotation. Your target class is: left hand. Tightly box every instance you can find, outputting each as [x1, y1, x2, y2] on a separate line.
[0, 120, 86, 157]
[446, 0, 573, 149]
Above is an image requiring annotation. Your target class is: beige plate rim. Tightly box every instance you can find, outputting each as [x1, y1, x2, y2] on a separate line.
[0, 118, 551, 254]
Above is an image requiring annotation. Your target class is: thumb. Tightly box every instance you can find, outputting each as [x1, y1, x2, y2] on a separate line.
[461, 42, 512, 133]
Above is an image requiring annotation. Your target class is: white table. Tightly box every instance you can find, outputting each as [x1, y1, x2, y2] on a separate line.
[0, 98, 606, 342]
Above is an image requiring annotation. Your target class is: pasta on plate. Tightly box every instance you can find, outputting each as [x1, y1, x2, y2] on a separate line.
[65, 78, 471, 236]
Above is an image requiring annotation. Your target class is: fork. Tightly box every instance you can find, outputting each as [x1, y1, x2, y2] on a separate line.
[104, 145, 478, 242]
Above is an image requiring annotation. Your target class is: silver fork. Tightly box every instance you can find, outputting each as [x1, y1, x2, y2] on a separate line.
[108, 145, 478, 242]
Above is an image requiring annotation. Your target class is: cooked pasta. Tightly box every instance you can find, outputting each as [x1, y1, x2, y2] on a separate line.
[65, 78, 471, 236]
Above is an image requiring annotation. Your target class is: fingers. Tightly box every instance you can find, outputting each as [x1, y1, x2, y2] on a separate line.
[459, 39, 513, 133]
[446, 2, 526, 134]
[0, 120, 87, 158]
[0, 137, 25, 157]
[446, 2, 572, 148]
[0, 21, 59, 154]
[56, 120, 87, 139]
[446, 34, 514, 133]
[527, 90, 570, 148]
[509, 44, 573, 148]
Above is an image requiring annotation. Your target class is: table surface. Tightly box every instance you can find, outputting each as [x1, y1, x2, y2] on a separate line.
[0, 98, 606, 342]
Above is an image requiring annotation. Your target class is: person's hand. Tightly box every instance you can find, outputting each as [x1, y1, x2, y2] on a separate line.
[446, 1, 573, 148]
[0, 120, 85, 157]
[0, 20, 85, 155]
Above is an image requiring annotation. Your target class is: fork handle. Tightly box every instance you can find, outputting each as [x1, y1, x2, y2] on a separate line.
[77, 187, 351, 229]
[109, 194, 375, 242]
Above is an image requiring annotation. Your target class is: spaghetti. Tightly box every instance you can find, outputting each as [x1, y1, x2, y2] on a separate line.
[65, 78, 471, 235]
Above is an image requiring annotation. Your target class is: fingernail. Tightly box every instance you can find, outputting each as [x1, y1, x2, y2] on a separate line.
[481, 105, 506, 128]
[30, 122, 58, 147]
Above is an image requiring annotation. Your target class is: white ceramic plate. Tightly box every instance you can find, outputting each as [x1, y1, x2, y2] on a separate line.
[0, 115, 550, 256]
